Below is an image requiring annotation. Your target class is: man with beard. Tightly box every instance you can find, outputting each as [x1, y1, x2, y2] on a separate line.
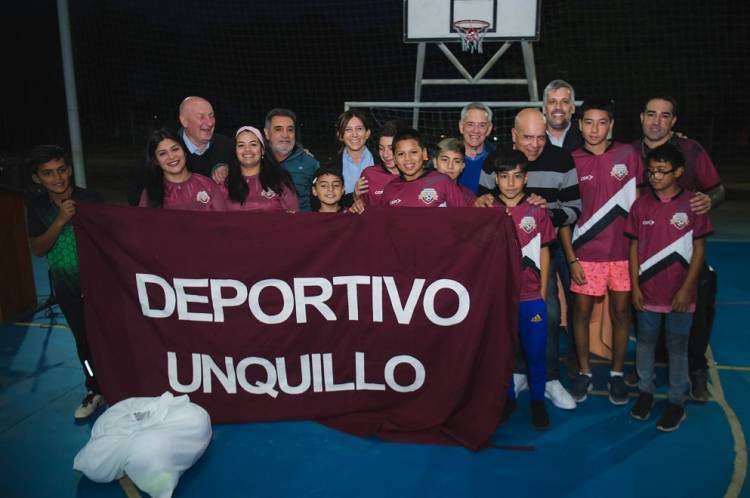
[264, 108, 320, 212]
[543, 79, 583, 152]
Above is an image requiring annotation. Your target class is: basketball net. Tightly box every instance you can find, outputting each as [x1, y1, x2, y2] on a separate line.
[453, 19, 490, 54]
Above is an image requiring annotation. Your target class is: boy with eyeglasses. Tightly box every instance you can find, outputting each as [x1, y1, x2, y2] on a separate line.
[625, 143, 712, 431]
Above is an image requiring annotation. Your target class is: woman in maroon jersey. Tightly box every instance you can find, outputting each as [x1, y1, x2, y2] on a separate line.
[139, 127, 227, 211]
[222, 126, 299, 212]
[352, 120, 402, 206]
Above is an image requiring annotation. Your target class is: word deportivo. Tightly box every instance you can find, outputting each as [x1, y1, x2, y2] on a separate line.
[136, 273, 470, 326]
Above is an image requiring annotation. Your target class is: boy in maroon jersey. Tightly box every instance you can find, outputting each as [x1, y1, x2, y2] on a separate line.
[625, 143, 712, 431]
[351, 128, 468, 211]
[432, 138, 477, 206]
[565, 99, 644, 405]
[491, 149, 556, 430]
[311, 167, 345, 213]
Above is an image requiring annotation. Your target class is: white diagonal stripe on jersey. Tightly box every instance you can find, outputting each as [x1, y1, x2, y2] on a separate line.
[639, 229, 693, 275]
[521, 233, 542, 271]
[572, 177, 636, 243]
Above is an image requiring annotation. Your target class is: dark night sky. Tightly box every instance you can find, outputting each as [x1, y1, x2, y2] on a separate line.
[5, 0, 750, 165]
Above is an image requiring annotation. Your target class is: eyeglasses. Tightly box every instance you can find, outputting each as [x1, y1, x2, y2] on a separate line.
[647, 168, 675, 178]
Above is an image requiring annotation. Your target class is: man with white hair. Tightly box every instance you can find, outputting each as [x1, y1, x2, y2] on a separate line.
[127, 96, 233, 206]
[457, 102, 496, 194]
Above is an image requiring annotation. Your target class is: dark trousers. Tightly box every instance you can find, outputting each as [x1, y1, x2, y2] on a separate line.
[54, 287, 100, 394]
[687, 263, 717, 373]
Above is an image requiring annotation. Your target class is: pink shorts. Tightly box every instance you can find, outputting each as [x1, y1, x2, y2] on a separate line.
[570, 260, 631, 296]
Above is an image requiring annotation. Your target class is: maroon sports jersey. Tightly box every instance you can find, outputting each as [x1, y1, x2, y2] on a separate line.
[625, 189, 713, 312]
[220, 175, 299, 212]
[493, 197, 556, 301]
[139, 173, 227, 211]
[634, 136, 721, 192]
[381, 170, 470, 208]
[459, 184, 477, 206]
[572, 142, 643, 261]
[360, 164, 398, 206]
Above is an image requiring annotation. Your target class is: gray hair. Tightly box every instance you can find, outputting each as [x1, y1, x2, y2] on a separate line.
[264, 108, 298, 130]
[542, 79, 576, 104]
[460, 102, 493, 123]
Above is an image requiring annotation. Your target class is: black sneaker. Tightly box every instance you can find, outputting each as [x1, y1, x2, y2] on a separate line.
[656, 402, 687, 432]
[565, 352, 579, 379]
[569, 374, 593, 403]
[624, 370, 639, 387]
[500, 398, 517, 424]
[689, 369, 709, 402]
[608, 376, 629, 405]
[530, 400, 549, 431]
[630, 392, 654, 421]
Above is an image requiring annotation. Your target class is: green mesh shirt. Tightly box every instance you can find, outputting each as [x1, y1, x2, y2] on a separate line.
[26, 187, 104, 295]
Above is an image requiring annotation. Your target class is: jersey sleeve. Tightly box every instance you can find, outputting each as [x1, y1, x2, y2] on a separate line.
[537, 207, 556, 246]
[358, 169, 372, 206]
[460, 185, 477, 206]
[624, 199, 641, 238]
[692, 211, 713, 239]
[280, 185, 300, 212]
[630, 150, 646, 188]
[208, 183, 228, 211]
[693, 147, 722, 191]
[25, 199, 46, 238]
[444, 179, 471, 207]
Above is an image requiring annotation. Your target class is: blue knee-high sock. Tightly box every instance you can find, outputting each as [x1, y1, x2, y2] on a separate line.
[519, 299, 549, 400]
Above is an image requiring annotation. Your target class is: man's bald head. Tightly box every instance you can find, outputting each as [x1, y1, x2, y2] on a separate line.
[179, 96, 215, 148]
[512, 108, 547, 161]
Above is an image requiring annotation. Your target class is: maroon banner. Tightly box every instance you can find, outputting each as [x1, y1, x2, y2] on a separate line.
[75, 204, 520, 450]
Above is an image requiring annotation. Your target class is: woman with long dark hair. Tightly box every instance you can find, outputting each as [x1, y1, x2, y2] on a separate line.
[139, 127, 226, 211]
[223, 126, 298, 211]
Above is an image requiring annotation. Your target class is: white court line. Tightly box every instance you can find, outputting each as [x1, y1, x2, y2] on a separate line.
[706, 346, 748, 498]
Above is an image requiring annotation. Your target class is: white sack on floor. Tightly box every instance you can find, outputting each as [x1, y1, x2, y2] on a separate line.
[73, 391, 212, 498]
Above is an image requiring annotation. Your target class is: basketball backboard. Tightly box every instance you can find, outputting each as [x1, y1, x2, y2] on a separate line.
[404, 0, 540, 42]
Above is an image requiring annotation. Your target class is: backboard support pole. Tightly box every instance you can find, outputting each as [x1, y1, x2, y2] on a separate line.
[412, 42, 427, 128]
[411, 40, 539, 126]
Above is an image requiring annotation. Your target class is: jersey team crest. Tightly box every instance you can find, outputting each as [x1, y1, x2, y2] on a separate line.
[670, 212, 689, 230]
[419, 188, 438, 205]
[261, 188, 278, 199]
[610, 163, 628, 181]
[519, 216, 537, 234]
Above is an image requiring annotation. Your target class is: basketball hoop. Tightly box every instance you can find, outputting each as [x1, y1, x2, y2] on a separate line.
[453, 19, 490, 54]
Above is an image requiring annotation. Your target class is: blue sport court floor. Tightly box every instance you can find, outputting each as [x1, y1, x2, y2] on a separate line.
[1, 239, 748, 498]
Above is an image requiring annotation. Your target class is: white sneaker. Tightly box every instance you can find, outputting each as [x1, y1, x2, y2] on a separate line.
[74, 392, 103, 420]
[545, 380, 576, 410]
[513, 373, 529, 397]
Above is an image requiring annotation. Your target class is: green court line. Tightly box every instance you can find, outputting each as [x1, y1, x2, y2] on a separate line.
[11, 321, 69, 330]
